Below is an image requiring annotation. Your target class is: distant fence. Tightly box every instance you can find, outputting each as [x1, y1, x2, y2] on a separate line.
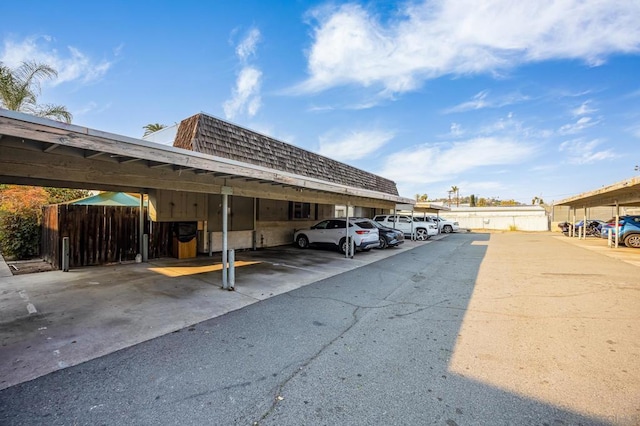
[42, 205, 171, 269]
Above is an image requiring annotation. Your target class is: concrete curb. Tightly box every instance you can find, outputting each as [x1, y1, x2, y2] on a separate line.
[0, 253, 14, 278]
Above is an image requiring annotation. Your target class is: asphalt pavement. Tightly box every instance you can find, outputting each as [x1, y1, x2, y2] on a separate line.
[0, 232, 638, 425]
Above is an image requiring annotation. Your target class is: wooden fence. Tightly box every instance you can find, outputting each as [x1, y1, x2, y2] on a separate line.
[42, 205, 171, 269]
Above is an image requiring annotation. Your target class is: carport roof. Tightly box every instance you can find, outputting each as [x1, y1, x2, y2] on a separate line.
[0, 110, 414, 208]
[554, 176, 640, 208]
[396, 202, 451, 213]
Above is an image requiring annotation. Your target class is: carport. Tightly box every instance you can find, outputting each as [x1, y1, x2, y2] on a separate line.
[554, 176, 640, 247]
[394, 202, 451, 237]
[0, 110, 413, 286]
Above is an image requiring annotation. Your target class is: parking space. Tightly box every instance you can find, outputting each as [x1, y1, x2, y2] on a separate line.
[0, 238, 439, 390]
[553, 233, 640, 267]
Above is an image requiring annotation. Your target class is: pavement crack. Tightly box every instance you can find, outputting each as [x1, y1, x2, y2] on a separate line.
[251, 304, 362, 425]
[285, 293, 393, 309]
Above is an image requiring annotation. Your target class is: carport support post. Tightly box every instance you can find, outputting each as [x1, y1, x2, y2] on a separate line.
[411, 207, 415, 241]
[571, 208, 576, 237]
[615, 201, 620, 248]
[142, 234, 148, 262]
[139, 192, 145, 262]
[345, 205, 352, 259]
[222, 193, 229, 289]
[61, 237, 69, 272]
[582, 206, 587, 240]
[228, 249, 235, 289]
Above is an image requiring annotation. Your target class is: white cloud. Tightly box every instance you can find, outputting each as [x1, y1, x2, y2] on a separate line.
[630, 124, 640, 139]
[445, 90, 490, 113]
[74, 101, 112, 116]
[558, 116, 599, 135]
[450, 122, 463, 137]
[317, 129, 394, 161]
[224, 28, 263, 120]
[236, 28, 261, 62]
[572, 100, 597, 116]
[445, 90, 531, 113]
[1, 35, 113, 85]
[294, 1, 640, 96]
[558, 138, 616, 164]
[379, 136, 535, 189]
[223, 67, 263, 120]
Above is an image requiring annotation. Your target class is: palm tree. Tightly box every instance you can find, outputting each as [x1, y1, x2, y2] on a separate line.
[143, 123, 166, 137]
[0, 61, 72, 123]
[531, 196, 545, 205]
[451, 186, 459, 207]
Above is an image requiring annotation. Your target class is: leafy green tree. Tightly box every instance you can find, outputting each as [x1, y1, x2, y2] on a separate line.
[0, 186, 89, 259]
[44, 188, 90, 204]
[143, 123, 166, 137]
[0, 61, 72, 123]
[470, 194, 476, 207]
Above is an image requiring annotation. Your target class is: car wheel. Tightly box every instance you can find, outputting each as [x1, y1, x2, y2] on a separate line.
[416, 228, 428, 241]
[624, 233, 640, 248]
[378, 236, 388, 249]
[296, 235, 309, 249]
[443, 225, 453, 234]
[339, 238, 355, 255]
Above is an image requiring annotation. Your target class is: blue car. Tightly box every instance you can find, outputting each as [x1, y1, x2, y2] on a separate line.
[600, 215, 640, 248]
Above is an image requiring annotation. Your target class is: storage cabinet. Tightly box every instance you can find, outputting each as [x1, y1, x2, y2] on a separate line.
[149, 189, 208, 222]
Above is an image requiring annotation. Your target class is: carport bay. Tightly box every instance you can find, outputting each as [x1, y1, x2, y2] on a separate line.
[0, 109, 413, 283]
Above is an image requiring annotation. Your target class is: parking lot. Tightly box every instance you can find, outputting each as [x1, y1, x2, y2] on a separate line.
[0, 237, 436, 391]
[1, 230, 639, 425]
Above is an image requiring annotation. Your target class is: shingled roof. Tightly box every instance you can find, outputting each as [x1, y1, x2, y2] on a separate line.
[173, 113, 399, 196]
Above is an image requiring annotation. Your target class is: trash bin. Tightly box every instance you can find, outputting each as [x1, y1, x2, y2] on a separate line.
[172, 222, 197, 259]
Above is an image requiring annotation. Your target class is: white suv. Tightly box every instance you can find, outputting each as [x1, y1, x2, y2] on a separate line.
[294, 218, 380, 253]
[427, 216, 460, 233]
[372, 215, 438, 240]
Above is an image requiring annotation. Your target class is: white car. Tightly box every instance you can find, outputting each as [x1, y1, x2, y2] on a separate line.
[372, 214, 438, 240]
[294, 218, 380, 253]
[426, 216, 460, 233]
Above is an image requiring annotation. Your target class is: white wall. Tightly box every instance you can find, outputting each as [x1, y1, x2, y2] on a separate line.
[443, 207, 549, 231]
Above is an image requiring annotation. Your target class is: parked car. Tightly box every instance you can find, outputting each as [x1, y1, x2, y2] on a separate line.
[293, 218, 380, 253]
[354, 218, 404, 249]
[372, 214, 437, 240]
[600, 215, 640, 248]
[426, 216, 460, 233]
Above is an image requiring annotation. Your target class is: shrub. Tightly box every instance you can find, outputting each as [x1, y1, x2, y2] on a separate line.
[0, 186, 90, 259]
[0, 210, 41, 259]
[0, 186, 48, 259]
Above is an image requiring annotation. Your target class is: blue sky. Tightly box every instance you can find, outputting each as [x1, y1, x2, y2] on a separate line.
[2, 1, 640, 204]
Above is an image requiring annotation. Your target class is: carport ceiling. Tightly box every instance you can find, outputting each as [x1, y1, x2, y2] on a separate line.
[555, 177, 640, 208]
[0, 110, 413, 209]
